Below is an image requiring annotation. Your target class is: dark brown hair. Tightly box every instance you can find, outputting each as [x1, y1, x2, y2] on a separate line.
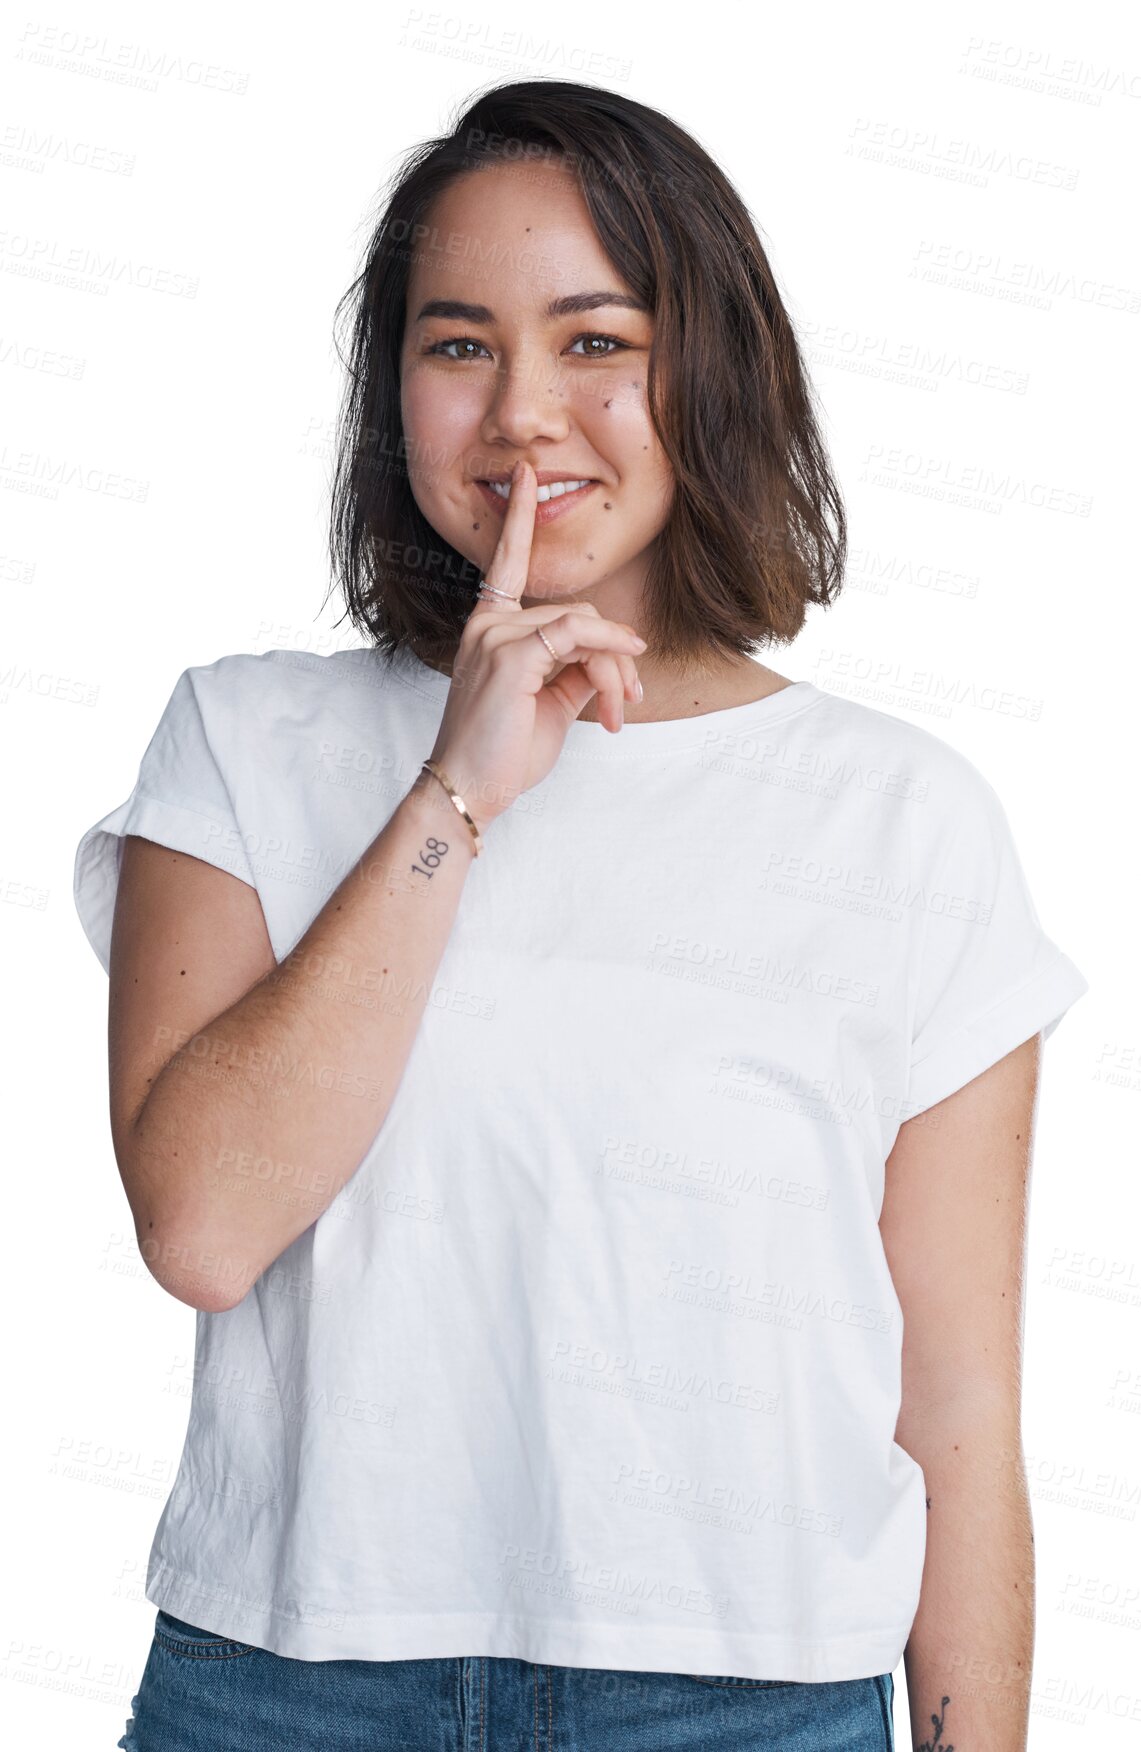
[325, 79, 846, 671]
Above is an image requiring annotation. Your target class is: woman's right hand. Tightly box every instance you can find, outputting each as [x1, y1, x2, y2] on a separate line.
[424, 460, 649, 833]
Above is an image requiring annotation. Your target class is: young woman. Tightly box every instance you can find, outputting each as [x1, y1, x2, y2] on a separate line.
[76, 80, 1087, 1752]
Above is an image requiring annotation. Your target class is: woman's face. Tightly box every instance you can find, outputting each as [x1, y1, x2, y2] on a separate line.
[399, 162, 674, 608]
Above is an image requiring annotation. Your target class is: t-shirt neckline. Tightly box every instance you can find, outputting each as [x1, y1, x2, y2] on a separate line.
[382, 645, 823, 758]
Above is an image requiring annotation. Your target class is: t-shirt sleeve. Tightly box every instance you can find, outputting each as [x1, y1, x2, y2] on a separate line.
[73, 662, 258, 976]
[905, 758, 1089, 1118]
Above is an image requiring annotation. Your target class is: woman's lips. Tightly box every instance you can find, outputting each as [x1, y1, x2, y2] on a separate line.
[474, 479, 601, 525]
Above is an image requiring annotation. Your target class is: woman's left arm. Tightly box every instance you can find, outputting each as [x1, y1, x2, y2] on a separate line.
[881, 1034, 1043, 1752]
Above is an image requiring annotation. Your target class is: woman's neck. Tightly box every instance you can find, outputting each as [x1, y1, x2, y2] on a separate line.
[414, 647, 795, 726]
[576, 654, 795, 724]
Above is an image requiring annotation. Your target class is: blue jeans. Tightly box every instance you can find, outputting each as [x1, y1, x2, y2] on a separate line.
[118, 1610, 896, 1749]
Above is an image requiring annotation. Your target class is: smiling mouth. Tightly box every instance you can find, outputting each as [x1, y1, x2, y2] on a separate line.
[473, 476, 602, 522]
[478, 477, 598, 504]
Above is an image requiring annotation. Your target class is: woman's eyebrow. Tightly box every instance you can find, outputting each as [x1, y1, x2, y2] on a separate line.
[414, 291, 650, 323]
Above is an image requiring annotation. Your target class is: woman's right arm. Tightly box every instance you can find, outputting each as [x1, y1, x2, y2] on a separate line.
[111, 461, 646, 1314]
[110, 768, 481, 1314]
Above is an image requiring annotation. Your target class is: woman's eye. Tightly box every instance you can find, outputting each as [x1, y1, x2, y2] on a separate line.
[567, 333, 626, 357]
[427, 337, 491, 361]
[426, 332, 627, 361]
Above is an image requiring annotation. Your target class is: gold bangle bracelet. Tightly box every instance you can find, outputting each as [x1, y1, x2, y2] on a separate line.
[420, 760, 483, 857]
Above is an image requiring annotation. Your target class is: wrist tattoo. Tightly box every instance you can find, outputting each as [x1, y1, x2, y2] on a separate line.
[916, 1693, 953, 1751]
[411, 835, 450, 880]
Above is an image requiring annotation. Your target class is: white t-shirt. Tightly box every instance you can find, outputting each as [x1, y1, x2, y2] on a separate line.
[73, 645, 1088, 1681]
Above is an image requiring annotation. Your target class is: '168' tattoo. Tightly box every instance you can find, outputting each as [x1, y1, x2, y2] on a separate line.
[412, 836, 449, 880]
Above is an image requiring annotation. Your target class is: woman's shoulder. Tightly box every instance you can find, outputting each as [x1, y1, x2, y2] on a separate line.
[184, 643, 378, 692]
[178, 644, 405, 731]
[807, 681, 1005, 812]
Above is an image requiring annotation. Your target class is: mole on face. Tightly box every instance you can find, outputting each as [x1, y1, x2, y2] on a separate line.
[586, 552, 594, 561]
[604, 399, 613, 409]
[473, 522, 480, 530]
[603, 502, 613, 510]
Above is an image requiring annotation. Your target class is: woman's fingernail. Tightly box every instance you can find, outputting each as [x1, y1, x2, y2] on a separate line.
[635, 678, 644, 701]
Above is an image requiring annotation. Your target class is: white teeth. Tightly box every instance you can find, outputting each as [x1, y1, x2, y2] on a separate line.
[486, 478, 592, 503]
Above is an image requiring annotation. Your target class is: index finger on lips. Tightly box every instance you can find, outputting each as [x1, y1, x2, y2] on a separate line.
[468, 461, 537, 616]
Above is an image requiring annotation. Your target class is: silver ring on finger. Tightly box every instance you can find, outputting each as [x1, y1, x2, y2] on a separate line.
[476, 579, 517, 603]
[535, 625, 559, 660]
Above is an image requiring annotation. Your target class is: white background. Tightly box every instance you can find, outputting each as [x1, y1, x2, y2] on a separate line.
[2, 0, 1137, 1745]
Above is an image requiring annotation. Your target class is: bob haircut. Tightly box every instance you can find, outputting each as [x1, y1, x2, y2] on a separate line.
[326, 78, 846, 671]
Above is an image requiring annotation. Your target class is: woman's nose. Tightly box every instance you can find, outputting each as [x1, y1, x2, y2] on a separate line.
[480, 350, 574, 448]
